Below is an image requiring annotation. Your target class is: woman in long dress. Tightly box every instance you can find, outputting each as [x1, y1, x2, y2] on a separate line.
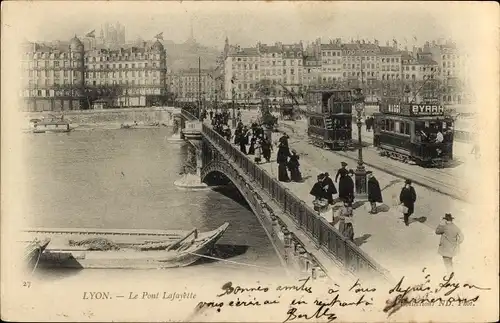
[335, 162, 353, 202]
[248, 134, 256, 155]
[287, 149, 302, 182]
[254, 138, 262, 164]
[276, 142, 290, 182]
[261, 136, 272, 163]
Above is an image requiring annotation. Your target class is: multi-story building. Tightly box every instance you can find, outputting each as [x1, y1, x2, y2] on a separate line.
[378, 46, 403, 82]
[224, 45, 260, 101]
[220, 37, 469, 105]
[21, 36, 168, 111]
[21, 37, 85, 111]
[169, 68, 216, 102]
[320, 41, 343, 83]
[281, 44, 304, 95]
[401, 52, 439, 82]
[258, 43, 284, 99]
[427, 41, 469, 104]
[302, 56, 322, 87]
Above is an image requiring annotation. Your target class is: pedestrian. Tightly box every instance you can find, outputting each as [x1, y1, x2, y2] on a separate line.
[399, 179, 417, 226]
[279, 132, 289, 148]
[238, 128, 248, 155]
[276, 140, 291, 182]
[248, 133, 256, 155]
[310, 174, 328, 212]
[367, 171, 383, 214]
[254, 137, 262, 164]
[335, 162, 352, 203]
[261, 136, 272, 163]
[322, 172, 337, 205]
[435, 213, 464, 272]
[209, 110, 214, 120]
[287, 149, 302, 182]
[337, 200, 354, 241]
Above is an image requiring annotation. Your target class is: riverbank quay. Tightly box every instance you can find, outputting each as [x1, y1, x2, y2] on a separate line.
[280, 119, 474, 202]
[23, 107, 177, 129]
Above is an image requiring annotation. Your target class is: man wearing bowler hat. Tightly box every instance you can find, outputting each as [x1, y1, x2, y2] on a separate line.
[367, 171, 383, 214]
[399, 179, 417, 226]
[435, 213, 464, 272]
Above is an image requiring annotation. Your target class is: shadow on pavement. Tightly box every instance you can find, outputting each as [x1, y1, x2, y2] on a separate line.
[412, 216, 428, 224]
[354, 233, 372, 247]
[352, 200, 366, 209]
[376, 204, 391, 213]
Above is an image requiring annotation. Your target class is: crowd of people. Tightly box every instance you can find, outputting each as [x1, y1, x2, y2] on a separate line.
[206, 107, 464, 272]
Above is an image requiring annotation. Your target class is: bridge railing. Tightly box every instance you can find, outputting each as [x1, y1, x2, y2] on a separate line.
[181, 109, 198, 121]
[201, 122, 391, 281]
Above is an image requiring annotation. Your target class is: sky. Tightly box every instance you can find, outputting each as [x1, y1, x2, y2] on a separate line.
[2, 1, 494, 51]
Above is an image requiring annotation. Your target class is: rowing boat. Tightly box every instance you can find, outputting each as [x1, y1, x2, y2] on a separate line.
[20, 223, 229, 269]
[25, 238, 51, 271]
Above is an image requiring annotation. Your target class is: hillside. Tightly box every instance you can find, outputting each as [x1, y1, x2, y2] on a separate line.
[163, 40, 221, 71]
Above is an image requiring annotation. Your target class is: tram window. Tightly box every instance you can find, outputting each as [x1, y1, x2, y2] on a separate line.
[389, 120, 395, 132]
[380, 119, 386, 130]
[404, 122, 410, 135]
[395, 121, 401, 133]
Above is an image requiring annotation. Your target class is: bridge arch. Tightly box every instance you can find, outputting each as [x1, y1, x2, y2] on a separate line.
[201, 159, 268, 220]
[201, 158, 291, 271]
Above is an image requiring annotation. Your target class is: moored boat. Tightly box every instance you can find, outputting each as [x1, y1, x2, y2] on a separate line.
[20, 223, 230, 269]
[24, 238, 51, 271]
[30, 116, 73, 133]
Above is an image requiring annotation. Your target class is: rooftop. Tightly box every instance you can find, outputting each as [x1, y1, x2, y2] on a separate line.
[321, 43, 342, 50]
[228, 46, 259, 57]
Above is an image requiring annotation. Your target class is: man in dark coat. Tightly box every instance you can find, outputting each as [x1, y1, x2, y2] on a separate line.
[435, 213, 464, 273]
[310, 174, 328, 202]
[399, 179, 417, 226]
[367, 171, 383, 214]
[261, 135, 272, 163]
[322, 172, 337, 205]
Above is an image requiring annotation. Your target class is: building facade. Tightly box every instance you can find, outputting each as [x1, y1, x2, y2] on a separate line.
[169, 68, 216, 102]
[220, 37, 470, 105]
[21, 36, 168, 111]
[320, 42, 343, 83]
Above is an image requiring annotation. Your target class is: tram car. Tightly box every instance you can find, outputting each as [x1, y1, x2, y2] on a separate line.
[372, 102, 455, 167]
[305, 89, 353, 150]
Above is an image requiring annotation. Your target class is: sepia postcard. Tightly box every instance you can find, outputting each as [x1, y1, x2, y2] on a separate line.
[1, 1, 499, 322]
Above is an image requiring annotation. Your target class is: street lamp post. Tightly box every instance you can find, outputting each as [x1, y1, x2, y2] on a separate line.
[231, 87, 236, 128]
[353, 88, 367, 199]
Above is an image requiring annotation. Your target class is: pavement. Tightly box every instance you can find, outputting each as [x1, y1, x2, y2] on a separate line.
[208, 112, 490, 281]
[279, 119, 479, 201]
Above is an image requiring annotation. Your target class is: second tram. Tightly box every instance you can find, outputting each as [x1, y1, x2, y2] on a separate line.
[305, 89, 354, 150]
[373, 102, 455, 167]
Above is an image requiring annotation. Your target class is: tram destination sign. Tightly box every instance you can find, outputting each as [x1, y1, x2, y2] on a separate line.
[411, 104, 444, 116]
[380, 103, 444, 116]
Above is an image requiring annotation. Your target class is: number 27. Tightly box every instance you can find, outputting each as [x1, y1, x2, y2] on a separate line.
[23, 281, 31, 288]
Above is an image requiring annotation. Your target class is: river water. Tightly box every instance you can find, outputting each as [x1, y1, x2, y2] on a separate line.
[22, 127, 285, 282]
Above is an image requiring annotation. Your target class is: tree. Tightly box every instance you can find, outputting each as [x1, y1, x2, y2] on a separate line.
[82, 84, 123, 108]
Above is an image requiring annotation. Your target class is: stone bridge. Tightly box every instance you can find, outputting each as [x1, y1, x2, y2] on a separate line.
[174, 109, 391, 283]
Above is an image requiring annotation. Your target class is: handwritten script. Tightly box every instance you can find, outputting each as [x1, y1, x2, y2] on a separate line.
[194, 269, 490, 321]
[384, 269, 491, 317]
